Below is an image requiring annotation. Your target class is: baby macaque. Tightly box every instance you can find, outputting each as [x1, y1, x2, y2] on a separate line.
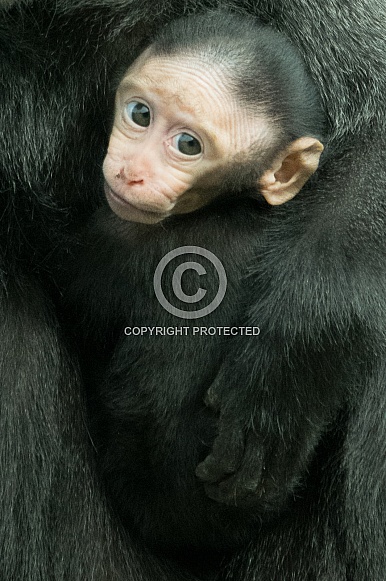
[60, 10, 326, 554]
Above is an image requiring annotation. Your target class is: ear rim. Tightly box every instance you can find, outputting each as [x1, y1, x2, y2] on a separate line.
[259, 137, 324, 206]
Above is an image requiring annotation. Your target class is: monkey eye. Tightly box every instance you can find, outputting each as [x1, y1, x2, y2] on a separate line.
[125, 101, 151, 127]
[173, 133, 202, 156]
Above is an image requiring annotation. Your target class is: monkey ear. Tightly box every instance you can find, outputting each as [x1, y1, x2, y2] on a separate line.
[258, 137, 324, 206]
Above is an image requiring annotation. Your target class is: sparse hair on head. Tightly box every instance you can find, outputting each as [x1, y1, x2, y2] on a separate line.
[149, 10, 326, 145]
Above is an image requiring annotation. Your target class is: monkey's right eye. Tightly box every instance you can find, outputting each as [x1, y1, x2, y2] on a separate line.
[125, 101, 151, 127]
[173, 133, 202, 156]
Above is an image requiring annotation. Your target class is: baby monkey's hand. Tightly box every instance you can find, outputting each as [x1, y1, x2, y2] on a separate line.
[196, 382, 314, 509]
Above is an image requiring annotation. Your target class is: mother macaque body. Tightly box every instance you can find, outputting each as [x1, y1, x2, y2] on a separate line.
[62, 11, 327, 553]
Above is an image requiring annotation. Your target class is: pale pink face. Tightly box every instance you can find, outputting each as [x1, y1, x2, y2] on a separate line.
[103, 50, 271, 223]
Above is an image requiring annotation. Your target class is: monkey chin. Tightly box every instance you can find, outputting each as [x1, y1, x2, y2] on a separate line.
[104, 182, 170, 224]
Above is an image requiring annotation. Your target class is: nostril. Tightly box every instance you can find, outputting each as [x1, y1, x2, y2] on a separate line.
[115, 170, 125, 180]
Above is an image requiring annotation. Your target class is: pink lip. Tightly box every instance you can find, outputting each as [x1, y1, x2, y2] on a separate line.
[106, 185, 134, 207]
[104, 182, 170, 222]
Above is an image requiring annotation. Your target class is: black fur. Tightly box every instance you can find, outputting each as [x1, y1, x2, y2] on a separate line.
[0, 1, 385, 580]
[150, 11, 326, 142]
[58, 10, 329, 554]
[60, 198, 270, 553]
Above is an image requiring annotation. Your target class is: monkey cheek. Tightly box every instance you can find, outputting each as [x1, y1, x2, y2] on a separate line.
[104, 182, 170, 224]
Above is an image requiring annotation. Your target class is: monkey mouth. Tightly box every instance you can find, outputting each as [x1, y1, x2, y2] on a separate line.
[104, 182, 170, 224]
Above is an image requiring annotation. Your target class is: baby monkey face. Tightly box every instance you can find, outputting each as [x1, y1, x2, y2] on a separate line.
[103, 50, 270, 223]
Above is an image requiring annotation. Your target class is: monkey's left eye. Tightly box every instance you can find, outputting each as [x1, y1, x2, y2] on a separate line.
[125, 101, 151, 127]
[173, 133, 202, 156]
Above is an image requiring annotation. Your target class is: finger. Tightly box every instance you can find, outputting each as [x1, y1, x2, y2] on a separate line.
[195, 423, 244, 483]
[202, 431, 265, 506]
